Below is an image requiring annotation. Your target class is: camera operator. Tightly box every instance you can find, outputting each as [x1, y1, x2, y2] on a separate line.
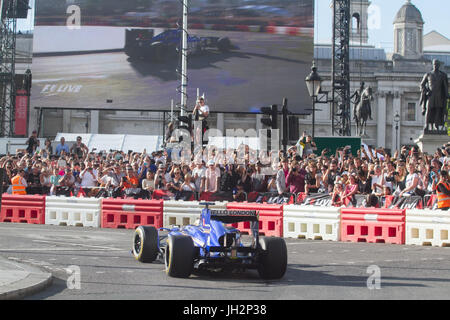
[154, 163, 168, 191]
[286, 160, 307, 194]
[80, 165, 98, 196]
[57, 168, 75, 196]
[382, 161, 397, 192]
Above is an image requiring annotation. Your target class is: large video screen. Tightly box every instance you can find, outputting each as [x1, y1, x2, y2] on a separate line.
[31, 0, 314, 114]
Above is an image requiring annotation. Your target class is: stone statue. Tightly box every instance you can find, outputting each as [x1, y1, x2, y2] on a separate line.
[351, 82, 373, 121]
[420, 59, 449, 133]
[351, 82, 373, 136]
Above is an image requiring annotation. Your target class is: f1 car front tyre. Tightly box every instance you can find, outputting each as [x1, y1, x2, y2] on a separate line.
[165, 235, 195, 278]
[132, 226, 159, 263]
[257, 237, 287, 280]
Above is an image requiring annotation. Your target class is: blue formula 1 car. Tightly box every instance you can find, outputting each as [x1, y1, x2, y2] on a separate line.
[131, 203, 287, 279]
[124, 28, 234, 62]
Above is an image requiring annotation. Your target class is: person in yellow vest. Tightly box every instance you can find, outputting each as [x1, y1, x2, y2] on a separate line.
[11, 169, 27, 195]
[436, 170, 450, 210]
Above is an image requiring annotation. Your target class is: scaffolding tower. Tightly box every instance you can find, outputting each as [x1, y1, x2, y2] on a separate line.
[0, 0, 18, 137]
[331, 0, 351, 136]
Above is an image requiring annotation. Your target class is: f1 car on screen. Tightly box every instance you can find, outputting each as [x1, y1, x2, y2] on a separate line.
[131, 202, 287, 279]
[124, 28, 234, 61]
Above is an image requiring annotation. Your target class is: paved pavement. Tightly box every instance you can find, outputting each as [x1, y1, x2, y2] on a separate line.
[0, 255, 52, 300]
[1, 222, 450, 300]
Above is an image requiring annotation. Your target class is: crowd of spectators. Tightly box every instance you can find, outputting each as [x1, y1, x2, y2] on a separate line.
[2, 132, 450, 207]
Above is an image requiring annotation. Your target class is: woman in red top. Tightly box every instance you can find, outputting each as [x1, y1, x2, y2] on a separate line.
[342, 173, 359, 206]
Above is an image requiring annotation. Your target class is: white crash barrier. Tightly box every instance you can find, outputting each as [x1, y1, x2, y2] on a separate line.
[163, 200, 228, 228]
[45, 196, 102, 227]
[283, 205, 341, 241]
[406, 209, 450, 247]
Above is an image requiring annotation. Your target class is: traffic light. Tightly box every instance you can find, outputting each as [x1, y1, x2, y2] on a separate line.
[178, 114, 192, 133]
[260, 104, 278, 129]
[2, 0, 30, 19]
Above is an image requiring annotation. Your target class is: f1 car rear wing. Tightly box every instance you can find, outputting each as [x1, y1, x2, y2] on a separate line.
[210, 210, 258, 223]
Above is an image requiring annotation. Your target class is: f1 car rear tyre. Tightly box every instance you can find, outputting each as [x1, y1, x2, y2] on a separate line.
[133, 226, 159, 263]
[165, 235, 195, 278]
[217, 37, 231, 53]
[257, 237, 287, 280]
[151, 42, 168, 62]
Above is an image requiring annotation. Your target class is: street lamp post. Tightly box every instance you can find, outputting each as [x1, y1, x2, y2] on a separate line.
[394, 113, 400, 152]
[305, 62, 323, 139]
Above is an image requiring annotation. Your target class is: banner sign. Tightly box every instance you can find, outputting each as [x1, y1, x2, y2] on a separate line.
[302, 193, 332, 207]
[15, 90, 28, 136]
[388, 196, 423, 210]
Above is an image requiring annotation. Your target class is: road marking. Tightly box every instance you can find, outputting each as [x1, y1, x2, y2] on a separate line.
[31, 240, 124, 251]
[96, 271, 105, 274]
[0, 247, 127, 252]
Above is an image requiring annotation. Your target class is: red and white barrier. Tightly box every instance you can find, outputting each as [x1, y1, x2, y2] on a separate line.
[101, 198, 163, 229]
[226, 202, 283, 237]
[45, 196, 101, 227]
[283, 205, 341, 241]
[0, 194, 46, 224]
[340, 208, 405, 244]
[406, 209, 450, 247]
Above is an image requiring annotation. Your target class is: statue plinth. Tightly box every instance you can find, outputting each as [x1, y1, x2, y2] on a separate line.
[415, 132, 449, 154]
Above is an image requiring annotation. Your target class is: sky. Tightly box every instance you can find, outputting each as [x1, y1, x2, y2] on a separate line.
[17, 0, 450, 52]
[315, 0, 450, 52]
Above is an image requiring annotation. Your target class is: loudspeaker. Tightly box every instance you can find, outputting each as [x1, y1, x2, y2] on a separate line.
[288, 116, 299, 141]
[2, 0, 29, 19]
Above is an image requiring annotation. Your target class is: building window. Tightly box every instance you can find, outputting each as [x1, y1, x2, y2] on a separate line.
[397, 29, 404, 53]
[406, 28, 417, 55]
[352, 13, 360, 34]
[406, 102, 416, 121]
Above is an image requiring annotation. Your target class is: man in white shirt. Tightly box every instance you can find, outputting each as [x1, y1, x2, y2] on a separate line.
[192, 160, 206, 192]
[205, 160, 220, 192]
[80, 166, 98, 188]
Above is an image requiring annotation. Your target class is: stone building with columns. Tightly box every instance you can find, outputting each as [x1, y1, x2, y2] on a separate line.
[306, 0, 450, 152]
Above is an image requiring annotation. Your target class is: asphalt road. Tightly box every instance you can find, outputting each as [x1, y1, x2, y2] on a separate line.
[30, 30, 313, 113]
[1, 223, 450, 300]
